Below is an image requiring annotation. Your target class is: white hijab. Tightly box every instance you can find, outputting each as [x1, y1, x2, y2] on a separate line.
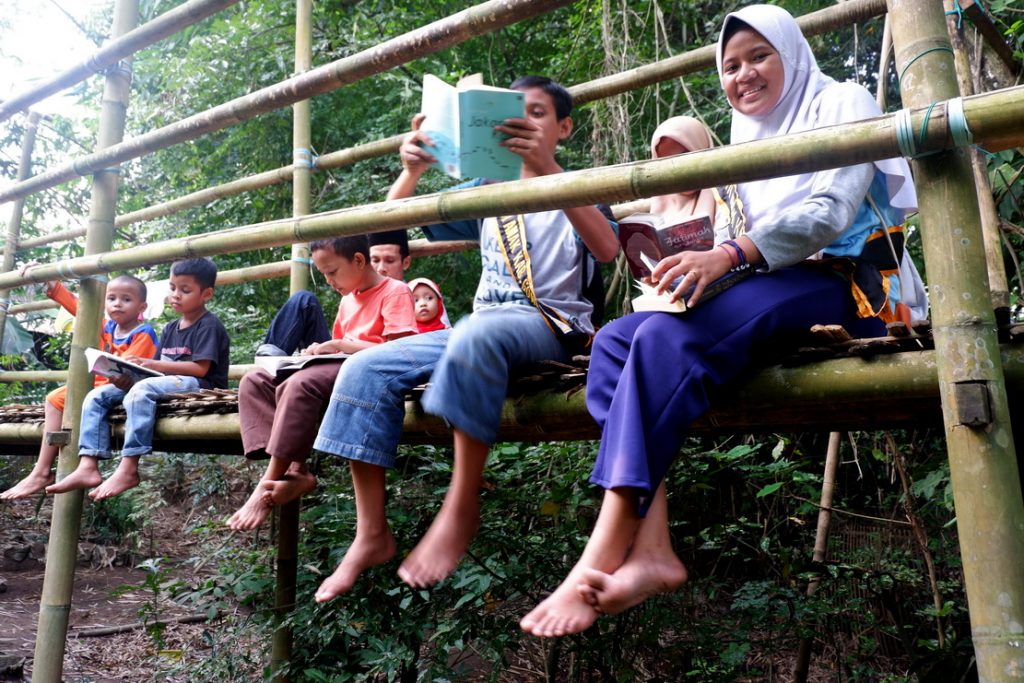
[716, 4, 917, 229]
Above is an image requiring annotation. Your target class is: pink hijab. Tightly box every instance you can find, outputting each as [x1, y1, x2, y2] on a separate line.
[648, 116, 719, 222]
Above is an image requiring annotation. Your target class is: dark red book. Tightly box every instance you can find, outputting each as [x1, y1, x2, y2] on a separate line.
[618, 212, 714, 278]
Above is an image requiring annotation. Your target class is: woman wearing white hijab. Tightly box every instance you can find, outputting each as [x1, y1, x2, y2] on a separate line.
[521, 5, 924, 638]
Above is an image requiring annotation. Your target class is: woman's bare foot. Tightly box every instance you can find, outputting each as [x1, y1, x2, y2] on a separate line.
[1, 470, 55, 500]
[397, 502, 479, 588]
[263, 469, 317, 507]
[227, 481, 276, 531]
[46, 466, 103, 495]
[89, 467, 140, 501]
[577, 550, 688, 615]
[520, 569, 601, 638]
[315, 529, 398, 602]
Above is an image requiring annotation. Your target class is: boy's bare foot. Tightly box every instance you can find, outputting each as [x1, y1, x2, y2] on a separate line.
[263, 469, 317, 507]
[520, 569, 601, 638]
[227, 481, 276, 531]
[46, 467, 103, 495]
[314, 529, 398, 602]
[89, 467, 140, 501]
[1, 471, 55, 500]
[576, 550, 688, 615]
[397, 503, 479, 588]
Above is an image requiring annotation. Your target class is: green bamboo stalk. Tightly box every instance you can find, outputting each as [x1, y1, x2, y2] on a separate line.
[0, 365, 254, 384]
[6, 0, 877, 249]
[0, 112, 43, 352]
[0, 370, 70, 383]
[889, 1, 1024, 679]
[31, 1, 139, 679]
[5, 344, 1024, 448]
[792, 431, 843, 682]
[0, 0, 572, 207]
[946, 2, 1010, 311]
[569, 0, 885, 104]
[269, 2, 313, 679]
[7, 238, 482, 311]
[3, 85, 1022, 293]
[8, 299, 58, 314]
[0, 0, 239, 123]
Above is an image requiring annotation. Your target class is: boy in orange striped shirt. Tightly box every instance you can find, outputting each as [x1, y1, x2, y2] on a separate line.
[0, 275, 157, 499]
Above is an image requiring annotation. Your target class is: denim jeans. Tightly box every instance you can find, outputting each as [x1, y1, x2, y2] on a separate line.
[263, 290, 331, 355]
[421, 306, 567, 445]
[313, 305, 568, 468]
[78, 375, 200, 458]
[314, 329, 451, 468]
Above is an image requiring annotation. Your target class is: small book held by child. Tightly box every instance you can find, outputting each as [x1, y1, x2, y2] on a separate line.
[419, 73, 526, 182]
[253, 352, 350, 379]
[84, 348, 163, 382]
[618, 212, 715, 278]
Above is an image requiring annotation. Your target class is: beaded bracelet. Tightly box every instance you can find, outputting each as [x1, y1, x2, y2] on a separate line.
[722, 239, 748, 268]
[718, 243, 739, 268]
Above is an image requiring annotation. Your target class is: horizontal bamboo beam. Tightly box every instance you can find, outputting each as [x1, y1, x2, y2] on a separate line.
[0, 0, 242, 123]
[0, 365, 256, 384]
[1, 86, 1020, 291]
[8, 0, 879, 251]
[6, 238, 482, 311]
[0, 0, 572, 207]
[569, 0, 886, 104]
[3, 344, 1024, 455]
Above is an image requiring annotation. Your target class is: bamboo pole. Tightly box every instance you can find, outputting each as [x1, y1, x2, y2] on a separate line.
[6, 0, 880, 251]
[0, 0, 238, 123]
[946, 1, 1010, 312]
[30, 1, 139, 680]
[792, 431, 843, 683]
[0, 365, 255, 384]
[268, 2, 312, 679]
[5, 344, 1024, 451]
[0, 112, 43, 352]
[0, 0, 572, 208]
[569, 0, 885, 104]
[888, 1, 1024, 678]
[2, 85, 1022, 293]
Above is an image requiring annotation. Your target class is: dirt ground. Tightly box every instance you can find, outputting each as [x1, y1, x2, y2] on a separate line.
[0, 489, 248, 682]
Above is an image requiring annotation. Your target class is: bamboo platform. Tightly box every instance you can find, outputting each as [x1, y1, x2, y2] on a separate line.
[5, 325, 1016, 457]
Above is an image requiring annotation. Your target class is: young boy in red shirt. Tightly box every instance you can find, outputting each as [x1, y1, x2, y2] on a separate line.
[228, 234, 416, 530]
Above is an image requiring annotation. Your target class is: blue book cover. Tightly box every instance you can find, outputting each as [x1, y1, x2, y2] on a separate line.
[420, 74, 525, 182]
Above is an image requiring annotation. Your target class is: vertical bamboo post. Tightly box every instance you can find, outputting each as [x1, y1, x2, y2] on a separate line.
[945, 0, 1010, 314]
[888, 0, 1024, 678]
[30, 1, 139, 681]
[270, 1, 311, 680]
[0, 111, 43, 352]
[792, 431, 843, 683]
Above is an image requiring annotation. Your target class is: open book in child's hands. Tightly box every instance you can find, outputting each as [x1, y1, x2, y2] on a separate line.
[419, 73, 525, 182]
[253, 352, 350, 379]
[618, 212, 715, 279]
[84, 348, 163, 382]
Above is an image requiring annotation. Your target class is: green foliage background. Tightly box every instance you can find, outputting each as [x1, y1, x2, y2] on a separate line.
[1, 0, 1022, 680]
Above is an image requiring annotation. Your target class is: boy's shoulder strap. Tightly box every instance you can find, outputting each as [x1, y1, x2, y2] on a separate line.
[494, 213, 575, 337]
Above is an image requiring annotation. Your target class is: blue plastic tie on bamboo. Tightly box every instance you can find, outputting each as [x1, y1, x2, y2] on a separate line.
[895, 108, 918, 158]
[916, 102, 939, 152]
[292, 256, 313, 266]
[898, 46, 954, 85]
[946, 97, 973, 147]
[293, 148, 314, 170]
[945, 0, 965, 29]
[0, 298, 10, 313]
[95, 167, 121, 175]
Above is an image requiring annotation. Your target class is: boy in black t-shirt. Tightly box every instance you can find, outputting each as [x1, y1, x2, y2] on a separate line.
[48, 258, 231, 500]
